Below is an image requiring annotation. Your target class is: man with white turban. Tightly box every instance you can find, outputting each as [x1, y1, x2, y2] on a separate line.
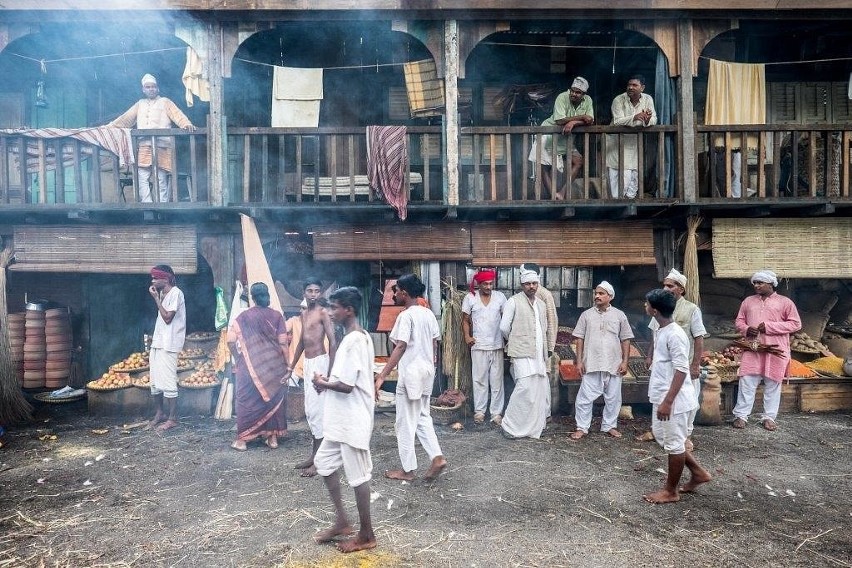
[499, 265, 550, 439]
[528, 76, 595, 199]
[108, 73, 196, 203]
[570, 281, 633, 440]
[732, 270, 800, 431]
[643, 268, 708, 446]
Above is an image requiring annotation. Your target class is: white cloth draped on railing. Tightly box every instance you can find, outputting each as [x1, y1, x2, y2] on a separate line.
[0, 126, 134, 173]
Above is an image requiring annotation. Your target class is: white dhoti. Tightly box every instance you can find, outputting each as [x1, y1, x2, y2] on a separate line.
[471, 349, 505, 417]
[303, 354, 330, 438]
[395, 380, 443, 472]
[607, 168, 639, 198]
[573, 371, 622, 433]
[733, 374, 781, 423]
[501, 370, 549, 439]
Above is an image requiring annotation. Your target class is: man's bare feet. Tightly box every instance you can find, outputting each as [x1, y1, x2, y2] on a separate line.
[473, 413, 485, 425]
[685, 438, 694, 452]
[156, 419, 178, 432]
[313, 524, 354, 544]
[635, 431, 655, 442]
[144, 412, 165, 431]
[384, 469, 416, 481]
[607, 429, 622, 438]
[300, 465, 318, 477]
[265, 436, 278, 449]
[294, 458, 314, 470]
[490, 414, 502, 427]
[231, 440, 247, 451]
[680, 471, 712, 493]
[423, 456, 447, 481]
[732, 418, 747, 429]
[337, 535, 377, 553]
[569, 430, 587, 441]
[762, 419, 778, 431]
[643, 489, 681, 504]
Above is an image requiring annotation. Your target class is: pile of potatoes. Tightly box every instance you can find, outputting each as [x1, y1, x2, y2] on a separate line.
[791, 331, 829, 353]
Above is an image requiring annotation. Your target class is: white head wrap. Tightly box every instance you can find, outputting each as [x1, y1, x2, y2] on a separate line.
[519, 265, 539, 284]
[571, 76, 589, 93]
[665, 268, 687, 288]
[596, 281, 615, 298]
[141, 73, 157, 86]
[751, 270, 778, 287]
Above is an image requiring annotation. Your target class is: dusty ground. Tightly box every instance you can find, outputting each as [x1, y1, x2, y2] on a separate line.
[0, 399, 850, 568]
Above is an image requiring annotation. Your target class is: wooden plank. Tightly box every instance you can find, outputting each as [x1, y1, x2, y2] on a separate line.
[444, 19, 460, 207]
[261, 134, 269, 202]
[473, 133, 481, 201]
[189, 134, 198, 202]
[172, 135, 182, 202]
[843, 131, 851, 198]
[52, 140, 64, 205]
[809, 130, 817, 198]
[549, 136, 557, 200]
[617, 134, 625, 198]
[348, 134, 355, 202]
[637, 132, 644, 199]
[800, 383, 852, 412]
[72, 139, 83, 204]
[330, 135, 338, 202]
[37, 139, 47, 204]
[0, 136, 8, 203]
[17, 137, 29, 203]
[583, 132, 590, 199]
[724, 132, 732, 198]
[657, 131, 665, 198]
[295, 135, 303, 202]
[772, 132, 782, 197]
[533, 134, 542, 200]
[92, 146, 101, 203]
[738, 133, 747, 200]
[151, 139, 161, 202]
[242, 134, 250, 203]
[423, 133, 431, 201]
[313, 135, 320, 201]
[677, 19, 696, 202]
[504, 133, 512, 203]
[278, 135, 286, 203]
[489, 134, 497, 202]
[111, 155, 121, 203]
[791, 131, 799, 197]
[520, 133, 528, 202]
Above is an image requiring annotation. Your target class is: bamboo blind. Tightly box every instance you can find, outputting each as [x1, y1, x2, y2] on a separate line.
[712, 218, 852, 278]
[11, 225, 197, 274]
[312, 223, 472, 261]
[471, 221, 656, 266]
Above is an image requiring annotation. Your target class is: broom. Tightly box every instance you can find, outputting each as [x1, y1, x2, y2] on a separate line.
[0, 243, 33, 425]
[683, 216, 703, 307]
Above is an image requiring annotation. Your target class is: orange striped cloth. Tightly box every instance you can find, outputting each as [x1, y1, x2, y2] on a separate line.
[367, 125, 409, 220]
[0, 126, 135, 170]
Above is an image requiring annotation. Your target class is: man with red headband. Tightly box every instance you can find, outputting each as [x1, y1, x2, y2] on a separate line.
[146, 264, 186, 431]
[462, 269, 507, 426]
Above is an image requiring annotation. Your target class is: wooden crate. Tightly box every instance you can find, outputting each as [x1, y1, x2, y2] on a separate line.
[799, 381, 852, 412]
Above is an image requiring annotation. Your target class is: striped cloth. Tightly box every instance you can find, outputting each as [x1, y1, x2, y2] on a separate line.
[0, 126, 135, 171]
[403, 59, 445, 118]
[367, 125, 409, 220]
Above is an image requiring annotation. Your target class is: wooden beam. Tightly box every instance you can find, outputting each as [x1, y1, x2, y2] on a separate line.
[207, 22, 228, 206]
[444, 20, 460, 207]
[677, 20, 697, 203]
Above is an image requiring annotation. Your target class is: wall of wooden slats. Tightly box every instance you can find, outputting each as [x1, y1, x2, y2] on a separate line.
[11, 225, 197, 274]
[312, 223, 472, 261]
[471, 221, 656, 266]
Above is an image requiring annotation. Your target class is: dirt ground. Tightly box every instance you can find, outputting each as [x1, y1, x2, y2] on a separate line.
[1, 399, 850, 568]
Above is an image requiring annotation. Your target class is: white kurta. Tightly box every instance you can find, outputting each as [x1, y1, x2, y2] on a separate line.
[605, 92, 657, 170]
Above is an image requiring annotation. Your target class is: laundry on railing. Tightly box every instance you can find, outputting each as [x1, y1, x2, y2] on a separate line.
[367, 125, 409, 219]
[271, 66, 323, 127]
[0, 126, 134, 171]
[299, 173, 422, 197]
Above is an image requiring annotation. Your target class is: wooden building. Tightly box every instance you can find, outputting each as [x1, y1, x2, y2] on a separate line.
[1, 1, 851, 380]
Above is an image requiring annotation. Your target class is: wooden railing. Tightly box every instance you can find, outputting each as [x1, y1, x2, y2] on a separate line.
[0, 129, 208, 205]
[226, 127, 443, 204]
[695, 125, 852, 199]
[458, 125, 679, 202]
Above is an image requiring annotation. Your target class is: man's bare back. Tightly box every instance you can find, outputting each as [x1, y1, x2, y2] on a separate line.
[301, 306, 333, 359]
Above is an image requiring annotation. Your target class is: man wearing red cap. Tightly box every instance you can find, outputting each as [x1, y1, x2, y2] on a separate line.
[462, 269, 507, 426]
[146, 264, 186, 431]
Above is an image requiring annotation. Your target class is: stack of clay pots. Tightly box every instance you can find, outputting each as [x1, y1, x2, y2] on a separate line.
[44, 307, 73, 388]
[22, 303, 46, 389]
[7, 313, 25, 385]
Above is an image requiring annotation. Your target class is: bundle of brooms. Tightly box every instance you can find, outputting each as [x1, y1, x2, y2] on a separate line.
[432, 282, 470, 421]
[0, 243, 33, 425]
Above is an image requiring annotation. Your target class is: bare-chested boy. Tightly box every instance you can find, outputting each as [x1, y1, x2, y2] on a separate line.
[284, 278, 337, 477]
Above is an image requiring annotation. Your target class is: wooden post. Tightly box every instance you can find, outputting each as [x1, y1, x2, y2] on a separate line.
[444, 20, 460, 207]
[207, 22, 227, 206]
[677, 20, 697, 203]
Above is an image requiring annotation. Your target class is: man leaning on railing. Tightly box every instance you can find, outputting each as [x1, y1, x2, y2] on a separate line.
[107, 73, 196, 203]
[605, 74, 657, 199]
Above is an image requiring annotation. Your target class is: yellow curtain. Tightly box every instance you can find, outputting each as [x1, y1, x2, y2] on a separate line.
[706, 59, 766, 149]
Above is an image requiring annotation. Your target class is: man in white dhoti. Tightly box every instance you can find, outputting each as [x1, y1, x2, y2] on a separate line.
[570, 281, 633, 440]
[605, 74, 657, 199]
[499, 265, 550, 439]
[375, 274, 447, 482]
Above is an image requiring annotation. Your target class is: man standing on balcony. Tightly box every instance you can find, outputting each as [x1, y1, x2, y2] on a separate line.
[605, 75, 657, 199]
[528, 76, 595, 199]
[108, 74, 196, 203]
[732, 270, 801, 432]
[499, 265, 549, 439]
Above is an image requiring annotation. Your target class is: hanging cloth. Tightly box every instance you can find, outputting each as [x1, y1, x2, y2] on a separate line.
[182, 47, 210, 107]
[271, 66, 323, 127]
[402, 59, 445, 118]
[367, 125, 409, 220]
[705, 59, 766, 149]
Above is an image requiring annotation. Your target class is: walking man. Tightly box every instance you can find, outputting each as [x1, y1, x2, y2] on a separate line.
[570, 281, 633, 440]
[732, 270, 801, 431]
[286, 278, 337, 476]
[499, 265, 549, 439]
[462, 268, 507, 426]
[375, 274, 447, 481]
[146, 264, 186, 432]
[311, 287, 377, 553]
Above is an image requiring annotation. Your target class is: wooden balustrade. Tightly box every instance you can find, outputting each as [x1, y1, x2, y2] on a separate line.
[458, 125, 678, 202]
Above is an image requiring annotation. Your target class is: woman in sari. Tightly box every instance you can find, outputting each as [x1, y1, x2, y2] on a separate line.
[227, 282, 290, 451]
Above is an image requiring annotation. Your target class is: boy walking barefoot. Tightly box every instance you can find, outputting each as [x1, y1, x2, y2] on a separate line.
[643, 289, 712, 504]
[310, 287, 377, 552]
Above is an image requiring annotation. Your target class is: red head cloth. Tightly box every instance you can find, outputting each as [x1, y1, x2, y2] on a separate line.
[470, 269, 497, 295]
[150, 268, 175, 284]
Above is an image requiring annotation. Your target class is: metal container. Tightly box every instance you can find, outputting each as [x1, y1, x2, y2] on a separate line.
[25, 301, 47, 311]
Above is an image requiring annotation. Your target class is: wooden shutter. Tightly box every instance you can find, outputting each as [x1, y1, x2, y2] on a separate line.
[388, 87, 410, 121]
[768, 82, 797, 124]
[11, 225, 197, 273]
[830, 81, 852, 123]
[312, 223, 471, 261]
[470, 222, 656, 266]
[800, 82, 830, 124]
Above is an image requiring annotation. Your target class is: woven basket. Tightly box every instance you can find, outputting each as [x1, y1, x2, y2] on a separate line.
[714, 364, 740, 383]
[430, 399, 466, 425]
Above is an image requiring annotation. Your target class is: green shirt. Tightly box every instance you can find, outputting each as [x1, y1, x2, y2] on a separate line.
[540, 93, 594, 154]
